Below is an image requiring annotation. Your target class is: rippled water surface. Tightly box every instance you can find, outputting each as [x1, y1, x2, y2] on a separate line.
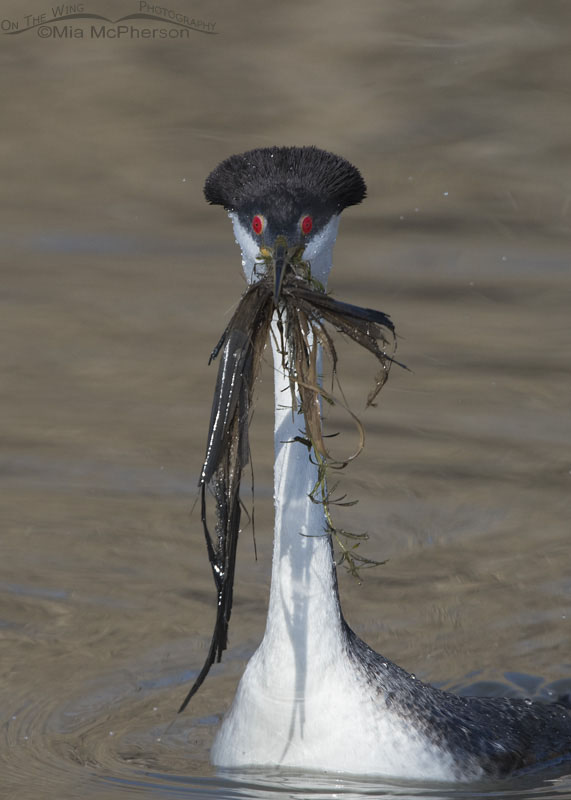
[1, 1, 570, 797]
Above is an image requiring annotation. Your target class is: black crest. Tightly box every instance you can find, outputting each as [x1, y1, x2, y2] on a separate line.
[204, 146, 367, 214]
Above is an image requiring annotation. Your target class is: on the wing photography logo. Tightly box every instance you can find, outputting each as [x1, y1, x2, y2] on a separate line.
[1, 2, 217, 39]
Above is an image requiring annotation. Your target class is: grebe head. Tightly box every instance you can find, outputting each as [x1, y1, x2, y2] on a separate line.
[203, 146, 367, 291]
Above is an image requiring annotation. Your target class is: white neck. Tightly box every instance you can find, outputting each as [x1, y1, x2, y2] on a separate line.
[230, 212, 345, 678]
[264, 323, 344, 667]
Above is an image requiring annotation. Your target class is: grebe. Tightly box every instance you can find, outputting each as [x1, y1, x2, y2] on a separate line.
[184, 146, 571, 781]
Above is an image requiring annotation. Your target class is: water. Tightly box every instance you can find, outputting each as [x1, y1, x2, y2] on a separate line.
[1, 0, 570, 797]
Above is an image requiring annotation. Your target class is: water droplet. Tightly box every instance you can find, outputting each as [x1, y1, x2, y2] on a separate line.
[153, 706, 158, 712]
[443, 191, 449, 197]
[109, 730, 115, 736]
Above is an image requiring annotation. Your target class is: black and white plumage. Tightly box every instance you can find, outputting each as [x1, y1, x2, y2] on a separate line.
[187, 146, 571, 780]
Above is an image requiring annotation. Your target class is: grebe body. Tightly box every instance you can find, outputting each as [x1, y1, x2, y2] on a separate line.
[193, 147, 571, 781]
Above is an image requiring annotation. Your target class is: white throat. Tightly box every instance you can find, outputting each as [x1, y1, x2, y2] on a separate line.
[229, 212, 340, 286]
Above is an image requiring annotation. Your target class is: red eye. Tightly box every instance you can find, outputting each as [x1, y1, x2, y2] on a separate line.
[252, 214, 265, 235]
[301, 215, 313, 235]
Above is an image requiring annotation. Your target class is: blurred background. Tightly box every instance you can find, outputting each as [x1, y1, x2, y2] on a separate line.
[1, 1, 570, 797]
